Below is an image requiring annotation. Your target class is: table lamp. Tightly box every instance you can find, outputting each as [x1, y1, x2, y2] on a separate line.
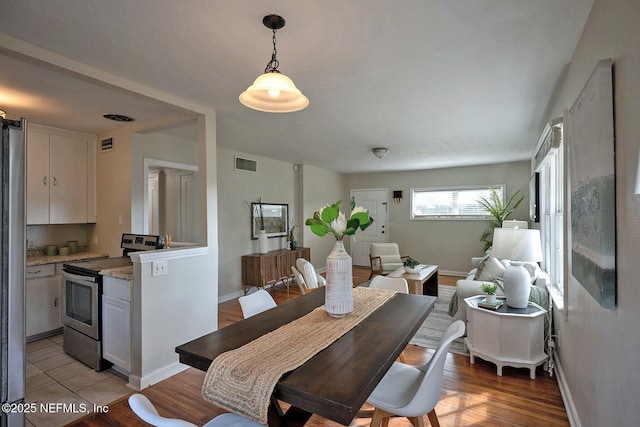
[491, 228, 543, 308]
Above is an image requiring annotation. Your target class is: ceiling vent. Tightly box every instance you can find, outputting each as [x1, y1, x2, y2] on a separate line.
[235, 156, 257, 173]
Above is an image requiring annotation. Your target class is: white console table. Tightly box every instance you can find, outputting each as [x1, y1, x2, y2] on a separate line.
[464, 295, 547, 379]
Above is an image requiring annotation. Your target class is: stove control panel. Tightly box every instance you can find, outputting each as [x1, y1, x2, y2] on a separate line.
[120, 233, 164, 251]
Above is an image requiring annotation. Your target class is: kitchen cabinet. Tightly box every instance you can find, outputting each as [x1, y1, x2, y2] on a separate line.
[25, 264, 61, 339]
[26, 126, 96, 224]
[102, 276, 132, 371]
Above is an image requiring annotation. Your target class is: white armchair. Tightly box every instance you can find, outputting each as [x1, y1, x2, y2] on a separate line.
[369, 243, 410, 279]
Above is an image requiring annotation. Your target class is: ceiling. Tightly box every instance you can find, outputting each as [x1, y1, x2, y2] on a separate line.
[0, 0, 593, 173]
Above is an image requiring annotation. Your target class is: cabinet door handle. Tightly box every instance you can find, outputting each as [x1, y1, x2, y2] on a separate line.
[43, 176, 47, 186]
[53, 177, 58, 186]
[54, 297, 58, 307]
[28, 270, 41, 275]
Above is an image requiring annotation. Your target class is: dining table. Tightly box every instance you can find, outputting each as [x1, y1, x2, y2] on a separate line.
[175, 287, 436, 426]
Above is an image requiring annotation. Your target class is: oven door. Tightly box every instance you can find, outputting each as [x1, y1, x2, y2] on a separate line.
[61, 271, 100, 340]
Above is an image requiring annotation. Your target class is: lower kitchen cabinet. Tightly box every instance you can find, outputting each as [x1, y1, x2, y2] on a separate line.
[26, 264, 61, 339]
[102, 276, 132, 371]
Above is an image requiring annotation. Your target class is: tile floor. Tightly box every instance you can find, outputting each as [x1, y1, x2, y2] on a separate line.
[25, 334, 131, 427]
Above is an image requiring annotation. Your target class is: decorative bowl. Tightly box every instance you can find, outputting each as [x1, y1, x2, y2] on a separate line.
[404, 265, 422, 274]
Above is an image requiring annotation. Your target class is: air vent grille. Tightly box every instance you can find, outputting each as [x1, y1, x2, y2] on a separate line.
[100, 137, 114, 152]
[235, 156, 257, 172]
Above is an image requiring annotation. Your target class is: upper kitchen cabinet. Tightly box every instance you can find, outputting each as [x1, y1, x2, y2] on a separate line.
[27, 125, 96, 224]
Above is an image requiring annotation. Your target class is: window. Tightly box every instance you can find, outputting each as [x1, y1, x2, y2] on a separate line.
[410, 186, 504, 219]
[538, 147, 564, 293]
[534, 120, 564, 306]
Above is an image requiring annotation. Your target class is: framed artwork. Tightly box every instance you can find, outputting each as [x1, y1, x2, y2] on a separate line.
[567, 58, 616, 308]
[251, 202, 289, 239]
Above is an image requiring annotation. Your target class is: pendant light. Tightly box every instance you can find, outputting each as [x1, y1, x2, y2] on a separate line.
[239, 14, 309, 113]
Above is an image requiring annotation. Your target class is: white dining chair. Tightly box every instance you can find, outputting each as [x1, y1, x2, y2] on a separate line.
[366, 320, 466, 427]
[369, 276, 409, 293]
[291, 258, 326, 295]
[128, 393, 264, 426]
[238, 289, 277, 318]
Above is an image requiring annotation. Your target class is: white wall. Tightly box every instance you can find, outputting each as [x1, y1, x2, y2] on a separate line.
[300, 164, 347, 268]
[130, 130, 198, 237]
[216, 148, 296, 299]
[346, 161, 530, 274]
[129, 247, 212, 390]
[546, 0, 640, 425]
[94, 116, 201, 256]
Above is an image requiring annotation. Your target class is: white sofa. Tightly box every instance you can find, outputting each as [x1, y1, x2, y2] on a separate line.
[451, 256, 550, 322]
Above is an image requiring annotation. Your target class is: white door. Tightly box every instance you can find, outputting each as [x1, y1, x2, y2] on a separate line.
[180, 173, 197, 242]
[350, 189, 388, 266]
[148, 172, 159, 235]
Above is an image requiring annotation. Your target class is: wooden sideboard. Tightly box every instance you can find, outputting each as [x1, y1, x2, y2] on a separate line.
[241, 247, 310, 292]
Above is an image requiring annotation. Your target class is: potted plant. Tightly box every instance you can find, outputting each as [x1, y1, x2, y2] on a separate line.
[478, 188, 525, 251]
[403, 257, 421, 274]
[480, 282, 498, 304]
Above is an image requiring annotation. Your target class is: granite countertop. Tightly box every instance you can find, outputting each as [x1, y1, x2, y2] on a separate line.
[100, 265, 133, 281]
[27, 251, 109, 267]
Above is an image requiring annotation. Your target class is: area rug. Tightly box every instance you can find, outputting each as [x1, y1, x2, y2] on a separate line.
[409, 285, 469, 356]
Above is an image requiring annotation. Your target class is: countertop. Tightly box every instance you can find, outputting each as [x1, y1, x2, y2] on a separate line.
[100, 265, 133, 281]
[26, 251, 109, 267]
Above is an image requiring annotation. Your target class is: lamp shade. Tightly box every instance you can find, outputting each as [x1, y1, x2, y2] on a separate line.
[239, 72, 309, 113]
[491, 228, 543, 262]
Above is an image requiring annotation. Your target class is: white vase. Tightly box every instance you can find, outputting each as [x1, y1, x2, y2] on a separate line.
[257, 230, 268, 254]
[325, 240, 353, 318]
[503, 261, 531, 308]
[485, 294, 497, 304]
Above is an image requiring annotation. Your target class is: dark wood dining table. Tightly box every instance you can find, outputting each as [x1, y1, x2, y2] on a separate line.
[175, 288, 436, 426]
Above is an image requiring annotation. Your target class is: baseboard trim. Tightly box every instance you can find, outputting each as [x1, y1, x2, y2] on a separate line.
[439, 270, 467, 277]
[128, 362, 189, 391]
[553, 352, 581, 427]
[219, 290, 244, 303]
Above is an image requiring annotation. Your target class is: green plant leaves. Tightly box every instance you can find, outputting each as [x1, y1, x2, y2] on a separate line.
[305, 198, 373, 240]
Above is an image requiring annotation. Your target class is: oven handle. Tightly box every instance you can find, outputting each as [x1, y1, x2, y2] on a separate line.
[62, 271, 98, 283]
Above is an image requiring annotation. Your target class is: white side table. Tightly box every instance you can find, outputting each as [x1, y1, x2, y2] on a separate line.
[464, 295, 547, 379]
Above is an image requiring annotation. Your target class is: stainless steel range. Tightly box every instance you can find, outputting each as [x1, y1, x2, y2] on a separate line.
[61, 233, 163, 370]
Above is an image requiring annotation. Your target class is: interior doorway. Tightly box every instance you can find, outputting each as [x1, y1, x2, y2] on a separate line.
[350, 189, 388, 266]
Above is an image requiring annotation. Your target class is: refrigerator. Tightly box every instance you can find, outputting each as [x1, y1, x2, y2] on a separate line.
[0, 117, 26, 427]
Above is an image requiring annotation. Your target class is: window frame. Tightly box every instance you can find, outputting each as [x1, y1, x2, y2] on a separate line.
[410, 184, 506, 220]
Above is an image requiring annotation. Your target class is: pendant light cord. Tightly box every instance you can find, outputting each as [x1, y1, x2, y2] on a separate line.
[264, 29, 280, 74]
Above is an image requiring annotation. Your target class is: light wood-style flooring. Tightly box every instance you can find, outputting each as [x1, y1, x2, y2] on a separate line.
[71, 267, 569, 427]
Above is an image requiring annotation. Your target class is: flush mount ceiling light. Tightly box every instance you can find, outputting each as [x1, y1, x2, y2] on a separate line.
[103, 114, 135, 122]
[372, 147, 389, 159]
[239, 14, 309, 113]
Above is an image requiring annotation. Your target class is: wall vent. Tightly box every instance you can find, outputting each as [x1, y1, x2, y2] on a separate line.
[100, 137, 114, 152]
[235, 156, 257, 173]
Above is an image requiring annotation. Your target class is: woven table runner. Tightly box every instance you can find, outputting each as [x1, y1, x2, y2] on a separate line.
[201, 287, 397, 424]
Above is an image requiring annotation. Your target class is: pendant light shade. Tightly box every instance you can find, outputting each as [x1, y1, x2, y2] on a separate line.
[239, 14, 309, 113]
[239, 72, 309, 113]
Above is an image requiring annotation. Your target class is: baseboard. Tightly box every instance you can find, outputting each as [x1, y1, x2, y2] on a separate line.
[221, 276, 304, 302]
[439, 270, 467, 277]
[219, 290, 244, 303]
[128, 362, 189, 391]
[553, 352, 581, 427]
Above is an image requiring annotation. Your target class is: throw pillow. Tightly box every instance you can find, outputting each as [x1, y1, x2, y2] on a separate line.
[474, 257, 506, 281]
